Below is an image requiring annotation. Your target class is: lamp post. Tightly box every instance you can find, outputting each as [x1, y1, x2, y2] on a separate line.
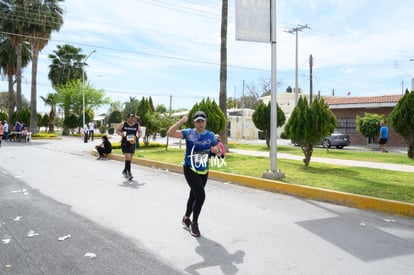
[82, 50, 96, 130]
[410, 59, 414, 92]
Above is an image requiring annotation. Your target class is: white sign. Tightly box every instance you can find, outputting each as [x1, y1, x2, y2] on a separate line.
[235, 0, 270, 43]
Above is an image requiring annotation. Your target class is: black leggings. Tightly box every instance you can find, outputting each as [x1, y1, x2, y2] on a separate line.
[183, 166, 208, 224]
[96, 146, 110, 157]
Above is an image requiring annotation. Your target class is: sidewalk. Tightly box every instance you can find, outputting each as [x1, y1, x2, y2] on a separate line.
[230, 149, 414, 173]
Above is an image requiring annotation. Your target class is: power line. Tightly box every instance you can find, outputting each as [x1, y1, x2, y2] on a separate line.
[0, 30, 270, 73]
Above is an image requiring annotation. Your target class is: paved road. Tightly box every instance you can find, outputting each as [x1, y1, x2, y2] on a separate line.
[0, 171, 183, 275]
[0, 137, 413, 274]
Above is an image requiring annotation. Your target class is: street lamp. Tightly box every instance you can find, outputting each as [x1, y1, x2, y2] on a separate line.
[82, 50, 96, 130]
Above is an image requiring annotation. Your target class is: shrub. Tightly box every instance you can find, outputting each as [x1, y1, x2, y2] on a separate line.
[99, 125, 107, 134]
[108, 127, 115, 134]
[160, 128, 167, 137]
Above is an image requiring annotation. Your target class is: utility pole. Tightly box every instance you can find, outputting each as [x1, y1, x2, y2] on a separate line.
[286, 24, 310, 106]
[82, 50, 96, 130]
[309, 54, 313, 105]
[410, 59, 414, 92]
[242, 80, 245, 139]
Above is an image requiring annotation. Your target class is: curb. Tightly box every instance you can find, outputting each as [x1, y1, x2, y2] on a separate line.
[95, 152, 414, 218]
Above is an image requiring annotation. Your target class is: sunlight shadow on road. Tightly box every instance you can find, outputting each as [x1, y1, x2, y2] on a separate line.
[184, 236, 245, 275]
[296, 200, 414, 261]
[118, 181, 146, 189]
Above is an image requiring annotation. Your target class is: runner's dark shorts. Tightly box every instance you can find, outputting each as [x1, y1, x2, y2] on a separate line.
[379, 138, 388, 145]
[122, 141, 136, 154]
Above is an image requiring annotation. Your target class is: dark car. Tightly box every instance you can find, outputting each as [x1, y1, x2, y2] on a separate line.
[321, 132, 350, 149]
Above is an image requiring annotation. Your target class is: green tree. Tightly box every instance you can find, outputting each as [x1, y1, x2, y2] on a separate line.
[187, 97, 226, 135]
[40, 113, 50, 131]
[136, 97, 156, 146]
[48, 44, 85, 86]
[252, 102, 286, 148]
[64, 113, 79, 133]
[26, 0, 64, 133]
[15, 108, 30, 127]
[156, 104, 167, 113]
[40, 93, 59, 133]
[0, 111, 7, 123]
[108, 110, 122, 124]
[36, 113, 42, 132]
[143, 112, 161, 146]
[0, 1, 34, 113]
[356, 113, 385, 144]
[48, 45, 88, 134]
[55, 80, 78, 135]
[123, 97, 140, 118]
[0, 92, 29, 124]
[388, 90, 414, 158]
[285, 96, 336, 166]
[55, 79, 110, 133]
[0, 34, 32, 119]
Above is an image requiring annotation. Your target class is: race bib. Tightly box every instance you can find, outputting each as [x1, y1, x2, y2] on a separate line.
[126, 135, 136, 144]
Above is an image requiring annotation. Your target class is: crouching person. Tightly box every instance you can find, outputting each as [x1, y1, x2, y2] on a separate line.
[95, 135, 112, 160]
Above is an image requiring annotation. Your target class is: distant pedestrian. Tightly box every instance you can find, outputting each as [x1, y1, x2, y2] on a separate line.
[167, 111, 222, 237]
[95, 135, 112, 159]
[88, 121, 95, 141]
[0, 121, 3, 147]
[211, 134, 225, 159]
[83, 126, 89, 143]
[3, 121, 8, 141]
[116, 114, 142, 181]
[379, 121, 389, 153]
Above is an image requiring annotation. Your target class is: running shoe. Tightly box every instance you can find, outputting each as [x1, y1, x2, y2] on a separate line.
[190, 222, 201, 237]
[122, 170, 128, 178]
[128, 174, 133, 181]
[182, 217, 191, 231]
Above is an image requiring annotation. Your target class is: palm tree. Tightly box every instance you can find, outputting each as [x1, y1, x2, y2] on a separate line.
[0, 0, 33, 113]
[48, 44, 85, 86]
[0, 35, 17, 120]
[40, 93, 58, 133]
[123, 96, 140, 117]
[25, 0, 64, 134]
[48, 44, 86, 135]
[0, 35, 32, 121]
[219, 0, 228, 148]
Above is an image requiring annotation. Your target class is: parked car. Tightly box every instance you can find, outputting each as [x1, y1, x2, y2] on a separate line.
[320, 132, 350, 149]
[292, 132, 351, 149]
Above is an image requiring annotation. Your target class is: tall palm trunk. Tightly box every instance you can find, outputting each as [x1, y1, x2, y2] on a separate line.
[48, 106, 55, 133]
[9, 36, 24, 113]
[219, 0, 228, 149]
[16, 42, 23, 112]
[29, 41, 41, 134]
[7, 68, 15, 122]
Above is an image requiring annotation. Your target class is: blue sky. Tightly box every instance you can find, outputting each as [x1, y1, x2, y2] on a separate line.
[2, 0, 414, 115]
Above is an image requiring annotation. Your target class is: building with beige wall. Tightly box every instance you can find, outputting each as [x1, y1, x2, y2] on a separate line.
[262, 93, 405, 146]
[227, 108, 258, 140]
